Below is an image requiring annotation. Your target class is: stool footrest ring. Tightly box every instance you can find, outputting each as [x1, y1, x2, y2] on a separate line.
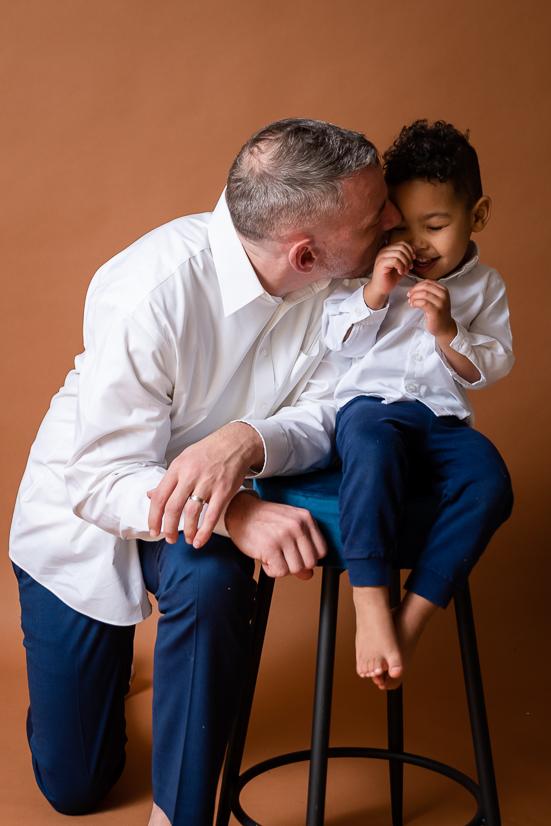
[231, 747, 483, 826]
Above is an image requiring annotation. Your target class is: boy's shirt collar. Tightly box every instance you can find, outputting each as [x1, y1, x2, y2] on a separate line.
[406, 240, 480, 284]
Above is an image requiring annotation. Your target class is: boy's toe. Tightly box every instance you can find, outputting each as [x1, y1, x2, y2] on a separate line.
[387, 653, 403, 679]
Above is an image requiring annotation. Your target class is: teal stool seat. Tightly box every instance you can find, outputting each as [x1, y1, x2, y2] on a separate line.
[217, 467, 501, 826]
[254, 463, 438, 570]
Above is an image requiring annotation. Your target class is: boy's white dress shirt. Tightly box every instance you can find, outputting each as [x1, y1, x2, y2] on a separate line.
[10, 192, 350, 626]
[322, 243, 514, 423]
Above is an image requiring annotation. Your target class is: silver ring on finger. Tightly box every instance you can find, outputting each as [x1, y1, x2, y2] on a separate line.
[189, 494, 206, 505]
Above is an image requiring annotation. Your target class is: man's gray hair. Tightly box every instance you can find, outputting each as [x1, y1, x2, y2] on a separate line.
[226, 118, 379, 242]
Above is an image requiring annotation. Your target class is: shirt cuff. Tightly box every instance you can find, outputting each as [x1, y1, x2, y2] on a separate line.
[239, 417, 290, 478]
[338, 283, 389, 321]
[439, 322, 486, 387]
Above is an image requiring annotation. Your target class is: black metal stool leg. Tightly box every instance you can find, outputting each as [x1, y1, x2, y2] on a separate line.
[306, 567, 342, 826]
[387, 569, 404, 826]
[454, 584, 501, 826]
[216, 569, 275, 826]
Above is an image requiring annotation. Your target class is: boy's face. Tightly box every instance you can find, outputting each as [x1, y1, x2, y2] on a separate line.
[387, 179, 480, 280]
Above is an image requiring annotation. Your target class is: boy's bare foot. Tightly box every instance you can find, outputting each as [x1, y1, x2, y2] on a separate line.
[353, 585, 403, 688]
[384, 591, 439, 691]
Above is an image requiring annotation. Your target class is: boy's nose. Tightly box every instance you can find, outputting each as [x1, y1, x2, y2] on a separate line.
[408, 231, 429, 251]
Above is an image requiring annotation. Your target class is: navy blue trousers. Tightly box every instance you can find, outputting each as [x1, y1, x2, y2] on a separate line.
[336, 397, 513, 608]
[14, 532, 256, 825]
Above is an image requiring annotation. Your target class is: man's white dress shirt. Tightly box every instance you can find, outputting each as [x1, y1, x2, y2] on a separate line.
[322, 243, 514, 423]
[10, 193, 350, 625]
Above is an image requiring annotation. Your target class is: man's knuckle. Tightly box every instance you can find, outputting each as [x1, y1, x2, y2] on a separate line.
[165, 502, 182, 516]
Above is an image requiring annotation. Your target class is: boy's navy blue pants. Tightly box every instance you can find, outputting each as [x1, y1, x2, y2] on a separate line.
[14, 533, 256, 826]
[336, 397, 513, 608]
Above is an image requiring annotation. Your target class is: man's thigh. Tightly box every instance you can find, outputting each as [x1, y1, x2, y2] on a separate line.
[14, 564, 135, 815]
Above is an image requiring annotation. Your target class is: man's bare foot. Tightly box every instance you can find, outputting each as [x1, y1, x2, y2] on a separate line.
[384, 591, 440, 691]
[125, 663, 136, 696]
[148, 802, 171, 825]
[353, 585, 402, 688]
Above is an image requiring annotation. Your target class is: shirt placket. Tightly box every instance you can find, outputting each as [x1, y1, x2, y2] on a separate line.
[251, 299, 296, 418]
[403, 319, 429, 399]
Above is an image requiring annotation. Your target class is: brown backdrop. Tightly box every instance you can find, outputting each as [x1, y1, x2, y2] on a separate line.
[1, 1, 549, 824]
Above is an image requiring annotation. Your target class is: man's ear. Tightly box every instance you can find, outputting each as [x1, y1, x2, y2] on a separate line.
[288, 239, 318, 273]
[471, 195, 492, 233]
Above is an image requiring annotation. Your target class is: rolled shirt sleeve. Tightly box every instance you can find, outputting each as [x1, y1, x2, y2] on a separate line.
[437, 271, 514, 388]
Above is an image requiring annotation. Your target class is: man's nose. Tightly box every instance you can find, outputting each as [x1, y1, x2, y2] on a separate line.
[382, 201, 402, 231]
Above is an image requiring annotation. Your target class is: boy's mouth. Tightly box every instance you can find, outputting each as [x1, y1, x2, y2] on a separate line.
[412, 256, 439, 275]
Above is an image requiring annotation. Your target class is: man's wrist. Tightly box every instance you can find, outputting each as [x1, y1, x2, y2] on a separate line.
[224, 489, 260, 536]
[226, 420, 266, 473]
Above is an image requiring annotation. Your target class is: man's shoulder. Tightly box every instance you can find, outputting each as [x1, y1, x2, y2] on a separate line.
[87, 211, 215, 314]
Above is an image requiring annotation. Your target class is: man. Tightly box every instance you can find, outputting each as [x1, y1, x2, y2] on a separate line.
[10, 118, 400, 826]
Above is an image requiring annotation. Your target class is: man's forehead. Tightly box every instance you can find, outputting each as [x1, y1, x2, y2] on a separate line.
[352, 169, 388, 229]
[342, 165, 386, 211]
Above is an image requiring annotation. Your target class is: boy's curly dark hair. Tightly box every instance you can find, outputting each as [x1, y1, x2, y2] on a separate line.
[383, 120, 483, 208]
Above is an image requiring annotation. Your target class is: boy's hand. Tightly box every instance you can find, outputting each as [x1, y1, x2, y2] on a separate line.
[363, 242, 415, 310]
[408, 280, 481, 383]
[407, 280, 456, 339]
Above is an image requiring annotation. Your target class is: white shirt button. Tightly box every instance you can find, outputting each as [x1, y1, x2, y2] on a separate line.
[413, 354, 422, 362]
[260, 403, 267, 411]
[260, 348, 268, 357]
[355, 308, 363, 317]
[343, 279, 350, 286]
[406, 383, 417, 393]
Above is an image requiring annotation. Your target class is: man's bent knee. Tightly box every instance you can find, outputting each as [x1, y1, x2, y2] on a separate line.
[34, 752, 126, 816]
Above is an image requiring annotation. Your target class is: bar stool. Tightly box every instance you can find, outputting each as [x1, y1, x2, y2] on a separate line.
[216, 466, 501, 826]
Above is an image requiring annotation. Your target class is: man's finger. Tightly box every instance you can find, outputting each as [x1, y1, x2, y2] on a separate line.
[262, 553, 290, 579]
[148, 476, 179, 536]
[281, 543, 309, 576]
[162, 485, 198, 543]
[181, 495, 208, 545]
[298, 524, 327, 569]
[309, 520, 328, 561]
[294, 569, 314, 581]
[192, 492, 228, 548]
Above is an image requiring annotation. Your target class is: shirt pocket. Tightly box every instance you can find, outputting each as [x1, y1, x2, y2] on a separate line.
[275, 335, 323, 408]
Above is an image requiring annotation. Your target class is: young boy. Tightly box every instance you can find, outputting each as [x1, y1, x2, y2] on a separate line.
[322, 120, 514, 690]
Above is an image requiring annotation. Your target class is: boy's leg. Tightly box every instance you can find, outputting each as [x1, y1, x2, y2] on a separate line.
[403, 415, 513, 609]
[14, 563, 135, 815]
[139, 532, 256, 826]
[383, 412, 512, 691]
[336, 397, 422, 686]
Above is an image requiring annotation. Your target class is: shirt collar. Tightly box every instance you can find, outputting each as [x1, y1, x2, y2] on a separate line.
[407, 241, 480, 284]
[208, 190, 331, 316]
[208, 190, 268, 317]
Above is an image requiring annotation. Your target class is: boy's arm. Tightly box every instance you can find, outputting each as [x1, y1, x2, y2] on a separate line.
[322, 242, 415, 356]
[322, 283, 389, 357]
[408, 272, 514, 387]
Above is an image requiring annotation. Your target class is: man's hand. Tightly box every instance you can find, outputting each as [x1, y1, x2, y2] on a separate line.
[364, 242, 415, 310]
[225, 491, 327, 580]
[147, 422, 265, 546]
[407, 279, 455, 338]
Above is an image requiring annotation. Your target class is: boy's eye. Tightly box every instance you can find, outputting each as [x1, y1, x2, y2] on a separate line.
[428, 225, 446, 231]
[393, 226, 406, 232]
